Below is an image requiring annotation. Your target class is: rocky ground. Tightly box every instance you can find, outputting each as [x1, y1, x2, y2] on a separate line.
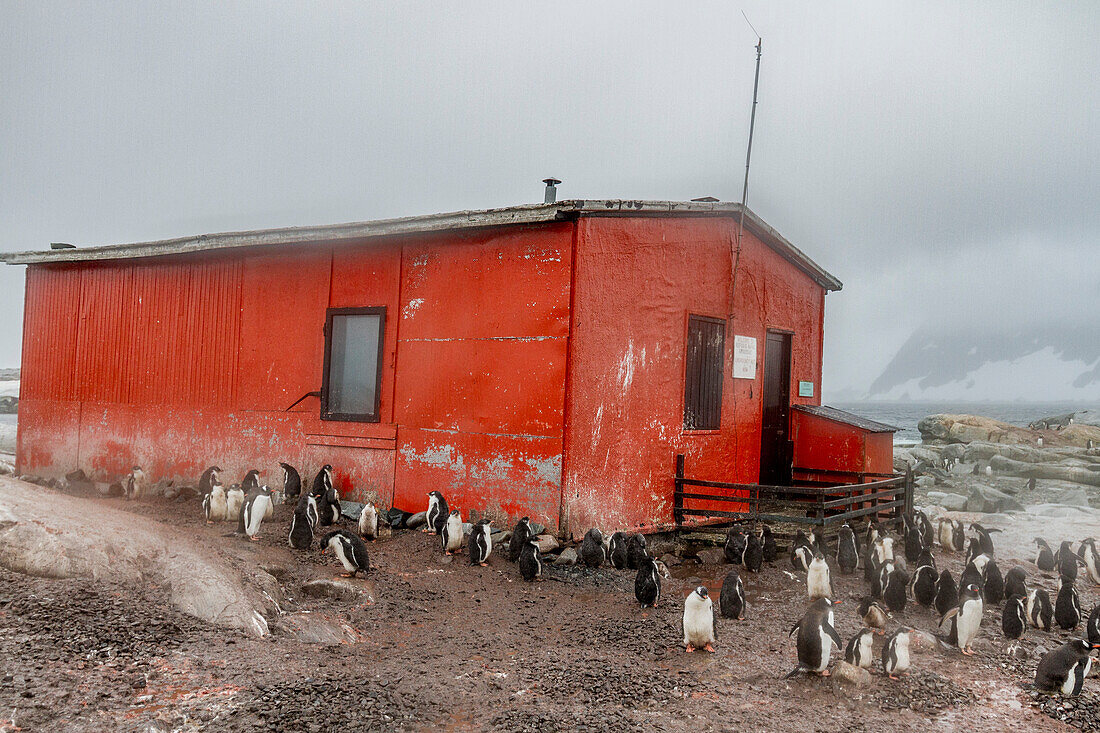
[0, 477, 1095, 732]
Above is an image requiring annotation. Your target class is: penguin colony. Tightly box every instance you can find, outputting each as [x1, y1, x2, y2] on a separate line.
[139, 463, 1100, 694]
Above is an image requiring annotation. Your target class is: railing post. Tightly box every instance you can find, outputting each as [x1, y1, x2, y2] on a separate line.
[674, 454, 685, 528]
[904, 466, 914, 517]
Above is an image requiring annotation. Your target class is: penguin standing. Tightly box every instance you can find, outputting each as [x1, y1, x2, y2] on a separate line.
[240, 485, 273, 541]
[950, 520, 966, 555]
[198, 465, 221, 496]
[1004, 567, 1027, 599]
[682, 586, 717, 653]
[1028, 588, 1054, 631]
[1079, 538, 1100, 585]
[836, 524, 859, 575]
[317, 483, 342, 526]
[1055, 574, 1083, 630]
[844, 628, 875, 669]
[858, 597, 889, 634]
[807, 551, 832, 601]
[720, 569, 746, 620]
[509, 517, 533, 562]
[468, 519, 493, 566]
[608, 531, 629, 569]
[724, 527, 747, 565]
[903, 515, 923, 563]
[960, 554, 987, 592]
[579, 528, 605, 568]
[939, 583, 983, 655]
[634, 556, 661, 607]
[203, 481, 228, 523]
[982, 559, 1004, 604]
[1002, 594, 1027, 640]
[969, 523, 1000, 556]
[518, 537, 542, 581]
[125, 466, 148, 501]
[883, 566, 909, 613]
[626, 534, 648, 570]
[1087, 604, 1099, 645]
[320, 529, 370, 577]
[225, 484, 245, 522]
[872, 560, 891, 600]
[812, 528, 830, 558]
[358, 501, 378, 541]
[937, 518, 955, 551]
[882, 628, 915, 680]
[916, 510, 934, 550]
[874, 536, 896, 568]
[1034, 640, 1100, 696]
[1056, 540, 1085, 582]
[791, 530, 814, 572]
[1035, 538, 1056, 572]
[287, 491, 317, 550]
[441, 510, 464, 555]
[912, 562, 938, 607]
[741, 532, 763, 573]
[935, 569, 959, 618]
[279, 462, 302, 502]
[242, 469, 261, 493]
[784, 597, 843, 678]
[761, 525, 778, 563]
[425, 490, 450, 536]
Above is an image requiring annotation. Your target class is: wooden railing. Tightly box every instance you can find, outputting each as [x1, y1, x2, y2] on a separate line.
[673, 454, 913, 533]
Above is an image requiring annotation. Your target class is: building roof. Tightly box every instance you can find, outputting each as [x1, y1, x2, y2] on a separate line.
[1, 199, 842, 291]
[792, 404, 899, 433]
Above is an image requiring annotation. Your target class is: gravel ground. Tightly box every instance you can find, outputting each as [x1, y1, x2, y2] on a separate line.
[0, 483, 1094, 732]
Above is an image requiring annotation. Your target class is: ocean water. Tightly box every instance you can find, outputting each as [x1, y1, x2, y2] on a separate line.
[833, 401, 1100, 445]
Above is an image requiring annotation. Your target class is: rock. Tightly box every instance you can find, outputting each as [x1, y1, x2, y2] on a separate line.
[964, 441, 1053, 464]
[966, 485, 1024, 513]
[695, 548, 725, 565]
[1052, 489, 1090, 507]
[533, 535, 559, 553]
[833, 661, 871, 686]
[989, 455, 1100, 487]
[300, 579, 359, 602]
[405, 511, 427, 529]
[915, 475, 936, 489]
[909, 446, 943, 465]
[0, 460, 13, 477]
[918, 414, 1035, 445]
[64, 469, 89, 484]
[553, 547, 578, 566]
[529, 522, 547, 536]
[274, 613, 361, 645]
[659, 553, 682, 567]
[925, 491, 969, 512]
[259, 564, 288, 579]
[1027, 503, 1099, 518]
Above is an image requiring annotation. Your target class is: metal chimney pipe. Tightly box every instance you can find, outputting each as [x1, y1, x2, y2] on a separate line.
[542, 178, 561, 204]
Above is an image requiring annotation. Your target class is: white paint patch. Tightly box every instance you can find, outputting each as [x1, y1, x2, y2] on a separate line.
[617, 341, 638, 392]
[591, 404, 604, 445]
[402, 298, 425, 319]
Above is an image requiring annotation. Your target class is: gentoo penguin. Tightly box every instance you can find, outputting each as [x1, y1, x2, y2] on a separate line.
[865, 518, 881, 547]
[965, 538, 982, 566]
[1002, 594, 1027, 640]
[426, 491, 449, 536]
[317, 482, 341, 527]
[1088, 604, 1100, 645]
[287, 491, 317, 550]
[883, 566, 909, 613]
[863, 540, 880, 583]
[951, 520, 966, 554]
[202, 481, 228, 523]
[761, 525, 778, 563]
[225, 484, 245, 522]
[626, 533, 648, 570]
[845, 627, 875, 669]
[1056, 540, 1085, 582]
[242, 469, 261, 492]
[960, 554, 988, 593]
[858, 597, 889, 634]
[812, 528, 830, 557]
[935, 569, 959, 618]
[125, 466, 148, 501]
[682, 586, 717, 653]
[358, 502, 378, 541]
[916, 510, 934, 550]
[937, 518, 955, 551]
[1079, 539, 1100, 585]
[1055, 575, 1083, 630]
[784, 597, 843, 678]
[969, 523, 1000, 557]
[720, 569, 746, 620]
[579, 528, 605, 568]
[309, 465, 329, 499]
[468, 519, 493, 566]
[871, 559, 891, 600]
[836, 524, 859, 575]
[240, 485, 273, 541]
[791, 530, 813, 572]
[724, 527, 747, 565]
[882, 627, 915, 680]
[807, 551, 832, 601]
[518, 537, 542, 581]
[939, 583, 983, 655]
[1004, 567, 1027, 599]
[1035, 538, 1056, 572]
[1027, 476, 1037, 491]
[509, 517, 533, 562]
[1034, 640, 1099, 696]
[741, 532, 763, 573]
[608, 531, 629, 569]
[441, 510, 464, 555]
[982, 559, 1004, 604]
[916, 547, 937, 572]
[1028, 588, 1054, 631]
[634, 557, 661, 607]
[874, 535, 896, 567]
[198, 465, 221, 496]
[279, 462, 302, 502]
[912, 562, 938, 607]
[320, 529, 370, 577]
[903, 515, 923, 563]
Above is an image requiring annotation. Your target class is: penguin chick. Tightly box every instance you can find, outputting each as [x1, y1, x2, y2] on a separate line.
[785, 598, 842, 678]
[608, 531, 629, 569]
[580, 528, 606, 568]
[509, 517, 533, 562]
[358, 501, 378, 541]
[844, 627, 874, 669]
[720, 569, 746, 620]
[634, 556, 661, 608]
[724, 526, 747, 565]
[320, 529, 370, 577]
[425, 490, 449, 536]
[882, 628, 915, 680]
[203, 481, 228, 523]
[468, 519, 493, 566]
[125, 466, 148, 501]
[807, 552, 832, 601]
[226, 484, 245, 523]
[279, 462, 302, 501]
[858, 597, 889, 634]
[1034, 639, 1100, 696]
[761, 525, 778, 563]
[626, 533, 648, 570]
[441, 510, 464, 555]
[683, 586, 717, 653]
[518, 537, 542, 581]
[836, 524, 859, 575]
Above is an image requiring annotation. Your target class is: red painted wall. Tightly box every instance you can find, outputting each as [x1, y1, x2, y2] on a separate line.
[561, 216, 826, 534]
[790, 411, 895, 477]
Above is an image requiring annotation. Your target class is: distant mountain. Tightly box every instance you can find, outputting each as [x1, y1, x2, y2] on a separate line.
[864, 322, 1100, 402]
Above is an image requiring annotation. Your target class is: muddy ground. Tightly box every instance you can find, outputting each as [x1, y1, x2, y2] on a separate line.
[0, 481, 1097, 732]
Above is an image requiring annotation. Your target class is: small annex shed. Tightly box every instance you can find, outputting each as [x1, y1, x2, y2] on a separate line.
[3, 198, 889, 536]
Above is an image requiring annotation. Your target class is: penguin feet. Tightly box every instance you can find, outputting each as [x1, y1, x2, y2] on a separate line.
[703, 643, 716, 653]
[479, 562, 488, 567]
[962, 647, 974, 656]
[889, 674, 900, 681]
[819, 670, 831, 677]
[685, 645, 696, 653]
[249, 535, 260, 542]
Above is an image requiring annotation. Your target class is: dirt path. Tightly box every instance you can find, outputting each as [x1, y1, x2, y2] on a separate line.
[0, 478, 1094, 731]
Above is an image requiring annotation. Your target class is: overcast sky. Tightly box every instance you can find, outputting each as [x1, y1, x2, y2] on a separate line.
[2, 1, 1097, 396]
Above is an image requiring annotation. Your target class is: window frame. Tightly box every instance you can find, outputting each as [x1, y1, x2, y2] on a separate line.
[682, 314, 726, 432]
[320, 306, 386, 423]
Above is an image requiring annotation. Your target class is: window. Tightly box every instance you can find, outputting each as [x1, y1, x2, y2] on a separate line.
[684, 315, 725, 430]
[321, 307, 386, 422]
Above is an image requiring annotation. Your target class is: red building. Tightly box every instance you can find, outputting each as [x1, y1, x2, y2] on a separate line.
[4, 199, 884, 536]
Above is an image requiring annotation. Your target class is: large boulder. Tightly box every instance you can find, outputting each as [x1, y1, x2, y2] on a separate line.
[964, 442, 1052, 464]
[926, 491, 969, 512]
[988, 455, 1100, 487]
[1059, 424, 1100, 448]
[966, 485, 1024, 513]
[918, 414, 1034, 446]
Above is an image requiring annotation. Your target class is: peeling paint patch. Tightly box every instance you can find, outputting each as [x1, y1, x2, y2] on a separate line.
[617, 341, 637, 391]
[402, 298, 425, 319]
[523, 454, 562, 487]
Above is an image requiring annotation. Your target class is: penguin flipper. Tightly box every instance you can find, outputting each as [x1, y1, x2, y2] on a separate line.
[783, 663, 805, 680]
[788, 620, 801, 638]
[824, 621, 843, 649]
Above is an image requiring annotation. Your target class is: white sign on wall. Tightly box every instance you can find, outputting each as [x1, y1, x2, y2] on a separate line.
[732, 335, 757, 379]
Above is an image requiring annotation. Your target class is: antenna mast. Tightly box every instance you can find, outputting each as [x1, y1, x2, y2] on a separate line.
[730, 20, 762, 315]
